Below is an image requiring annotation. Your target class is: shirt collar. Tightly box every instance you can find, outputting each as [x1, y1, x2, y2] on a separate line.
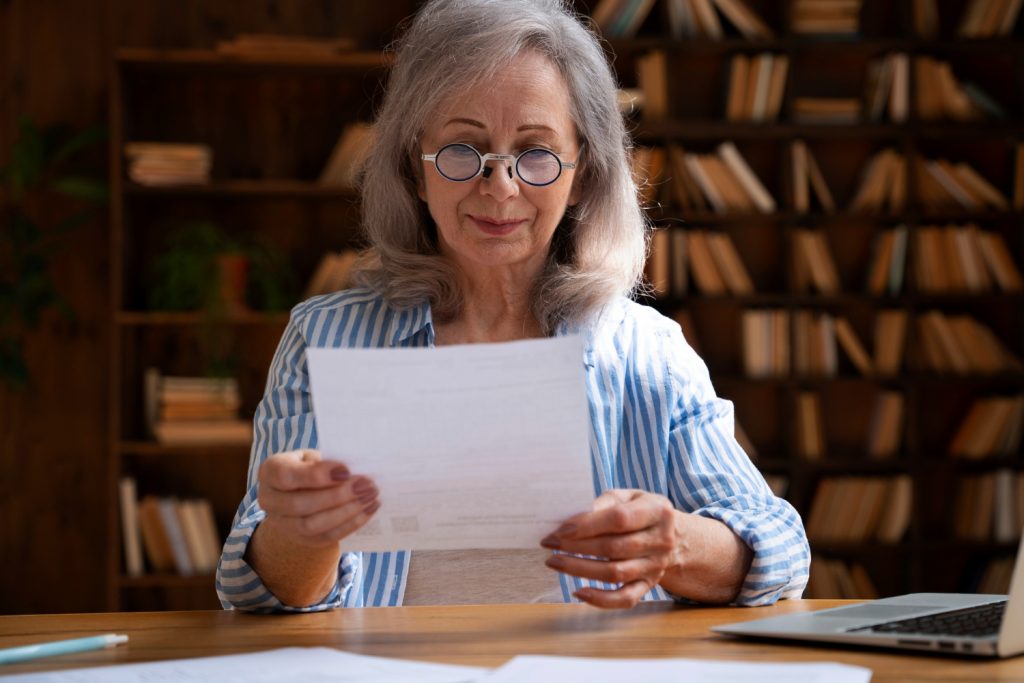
[385, 298, 435, 347]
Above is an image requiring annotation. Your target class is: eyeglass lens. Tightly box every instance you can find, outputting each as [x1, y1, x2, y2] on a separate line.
[435, 144, 563, 186]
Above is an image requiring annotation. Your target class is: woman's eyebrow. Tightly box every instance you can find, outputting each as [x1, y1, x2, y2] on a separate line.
[443, 117, 486, 129]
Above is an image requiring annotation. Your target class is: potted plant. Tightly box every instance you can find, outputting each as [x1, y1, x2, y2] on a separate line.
[147, 220, 294, 376]
[0, 117, 108, 389]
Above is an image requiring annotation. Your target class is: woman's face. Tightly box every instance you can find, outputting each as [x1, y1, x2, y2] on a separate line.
[417, 51, 582, 279]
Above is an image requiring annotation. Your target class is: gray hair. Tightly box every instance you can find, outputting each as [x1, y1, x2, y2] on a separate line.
[354, 0, 648, 333]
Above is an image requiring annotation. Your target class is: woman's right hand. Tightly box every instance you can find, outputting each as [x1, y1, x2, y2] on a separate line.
[256, 449, 380, 548]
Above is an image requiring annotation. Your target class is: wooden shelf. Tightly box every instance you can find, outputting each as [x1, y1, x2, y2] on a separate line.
[116, 47, 392, 72]
[125, 180, 359, 199]
[608, 36, 1024, 54]
[636, 120, 1024, 141]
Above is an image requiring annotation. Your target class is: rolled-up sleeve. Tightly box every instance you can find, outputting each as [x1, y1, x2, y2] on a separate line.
[664, 325, 811, 605]
[216, 305, 358, 612]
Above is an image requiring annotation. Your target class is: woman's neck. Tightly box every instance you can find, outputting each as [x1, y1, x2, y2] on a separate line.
[434, 275, 543, 345]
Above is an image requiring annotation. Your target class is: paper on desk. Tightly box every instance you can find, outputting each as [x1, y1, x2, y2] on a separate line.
[480, 655, 872, 683]
[306, 335, 596, 552]
[1, 647, 486, 682]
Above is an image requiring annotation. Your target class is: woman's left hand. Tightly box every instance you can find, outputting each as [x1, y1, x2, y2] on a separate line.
[540, 489, 684, 608]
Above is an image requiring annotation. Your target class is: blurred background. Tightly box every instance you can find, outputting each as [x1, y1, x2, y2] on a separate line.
[1, 0, 1022, 614]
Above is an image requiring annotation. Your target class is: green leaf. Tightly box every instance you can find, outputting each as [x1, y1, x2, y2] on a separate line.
[49, 125, 106, 166]
[10, 118, 45, 188]
[51, 176, 109, 203]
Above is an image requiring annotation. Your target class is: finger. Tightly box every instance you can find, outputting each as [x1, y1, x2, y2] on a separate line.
[272, 489, 379, 540]
[590, 489, 642, 511]
[324, 499, 382, 545]
[548, 527, 674, 560]
[551, 497, 669, 541]
[574, 579, 652, 609]
[260, 476, 377, 517]
[545, 553, 664, 586]
[261, 450, 351, 492]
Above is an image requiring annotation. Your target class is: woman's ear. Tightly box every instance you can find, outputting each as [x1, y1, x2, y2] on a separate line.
[568, 165, 584, 206]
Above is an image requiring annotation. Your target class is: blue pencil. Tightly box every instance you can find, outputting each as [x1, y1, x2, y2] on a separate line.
[0, 634, 128, 665]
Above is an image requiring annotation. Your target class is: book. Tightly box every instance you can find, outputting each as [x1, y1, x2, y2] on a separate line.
[705, 231, 755, 294]
[716, 142, 776, 212]
[725, 54, 750, 122]
[795, 391, 825, 460]
[319, 122, 375, 187]
[636, 50, 669, 121]
[158, 498, 194, 576]
[709, 0, 775, 39]
[875, 475, 913, 543]
[977, 230, 1024, 291]
[834, 317, 873, 376]
[153, 419, 252, 446]
[874, 309, 908, 376]
[791, 97, 861, 124]
[686, 231, 729, 295]
[118, 477, 144, 577]
[866, 391, 904, 459]
[647, 228, 672, 296]
[137, 496, 175, 573]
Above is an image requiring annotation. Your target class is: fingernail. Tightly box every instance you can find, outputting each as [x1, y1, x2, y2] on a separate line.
[352, 478, 375, 496]
[540, 534, 561, 549]
[357, 489, 378, 506]
[330, 466, 350, 481]
[363, 499, 381, 515]
[545, 554, 566, 569]
[555, 523, 577, 538]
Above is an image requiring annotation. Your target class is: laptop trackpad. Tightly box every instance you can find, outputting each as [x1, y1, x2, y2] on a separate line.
[814, 604, 946, 621]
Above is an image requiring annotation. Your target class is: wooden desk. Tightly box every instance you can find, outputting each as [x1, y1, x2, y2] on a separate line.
[1, 601, 1022, 681]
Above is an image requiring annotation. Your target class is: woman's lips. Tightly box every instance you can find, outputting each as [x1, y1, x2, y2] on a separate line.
[469, 215, 526, 236]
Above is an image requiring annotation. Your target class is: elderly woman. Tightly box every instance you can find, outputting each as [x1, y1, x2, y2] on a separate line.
[217, 0, 809, 612]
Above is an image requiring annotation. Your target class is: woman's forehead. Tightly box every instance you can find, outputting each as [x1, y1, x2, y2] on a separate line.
[425, 52, 576, 137]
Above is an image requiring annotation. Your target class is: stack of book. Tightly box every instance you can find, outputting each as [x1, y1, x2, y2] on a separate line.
[681, 229, 755, 295]
[215, 34, 357, 57]
[790, 0, 863, 35]
[791, 312, 874, 377]
[806, 475, 914, 543]
[741, 309, 790, 377]
[975, 556, 1017, 594]
[915, 157, 1010, 212]
[914, 56, 1006, 121]
[145, 369, 252, 446]
[911, 225, 1024, 294]
[319, 122, 375, 188]
[957, 0, 1024, 37]
[724, 53, 789, 122]
[790, 140, 836, 214]
[662, 0, 775, 40]
[948, 395, 1024, 458]
[953, 469, 1024, 542]
[863, 53, 910, 122]
[681, 142, 776, 214]
[124, 142, 212, 186]
[118, 477, 222, 577]
[791, 97, 861, 125]
[910, 0, 940, 37]
[806, 556, 879, 599]
[914, 312, 1023, 375]
[849, 148, 907, 213]
[303, 250, 360, 299]
[633, 146, 668, 205]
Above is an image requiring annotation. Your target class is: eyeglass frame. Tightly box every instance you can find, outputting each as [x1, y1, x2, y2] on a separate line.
[420, 142, 579, 187]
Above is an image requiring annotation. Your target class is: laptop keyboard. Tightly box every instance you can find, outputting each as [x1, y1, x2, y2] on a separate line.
[849, 601, 1007, 638]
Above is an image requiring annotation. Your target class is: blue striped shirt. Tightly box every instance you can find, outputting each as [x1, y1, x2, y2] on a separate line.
[217, 288, 810, 611]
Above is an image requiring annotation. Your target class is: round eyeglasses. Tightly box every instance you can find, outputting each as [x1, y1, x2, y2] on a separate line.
[421, 143, 577, 187]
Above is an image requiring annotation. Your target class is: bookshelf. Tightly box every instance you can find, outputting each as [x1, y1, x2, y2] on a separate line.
[106, 47, 390, 610]
[106, 1, 1023, 609]
[605, 0, 1024, 599]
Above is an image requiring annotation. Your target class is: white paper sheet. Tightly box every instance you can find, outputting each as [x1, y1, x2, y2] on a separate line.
[480, 655, 872, 683]
[305, 335, 596, 552]
[1, 647, 486, 682]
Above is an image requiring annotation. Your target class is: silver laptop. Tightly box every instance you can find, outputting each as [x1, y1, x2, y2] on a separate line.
[713, 534, 1024, 657]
